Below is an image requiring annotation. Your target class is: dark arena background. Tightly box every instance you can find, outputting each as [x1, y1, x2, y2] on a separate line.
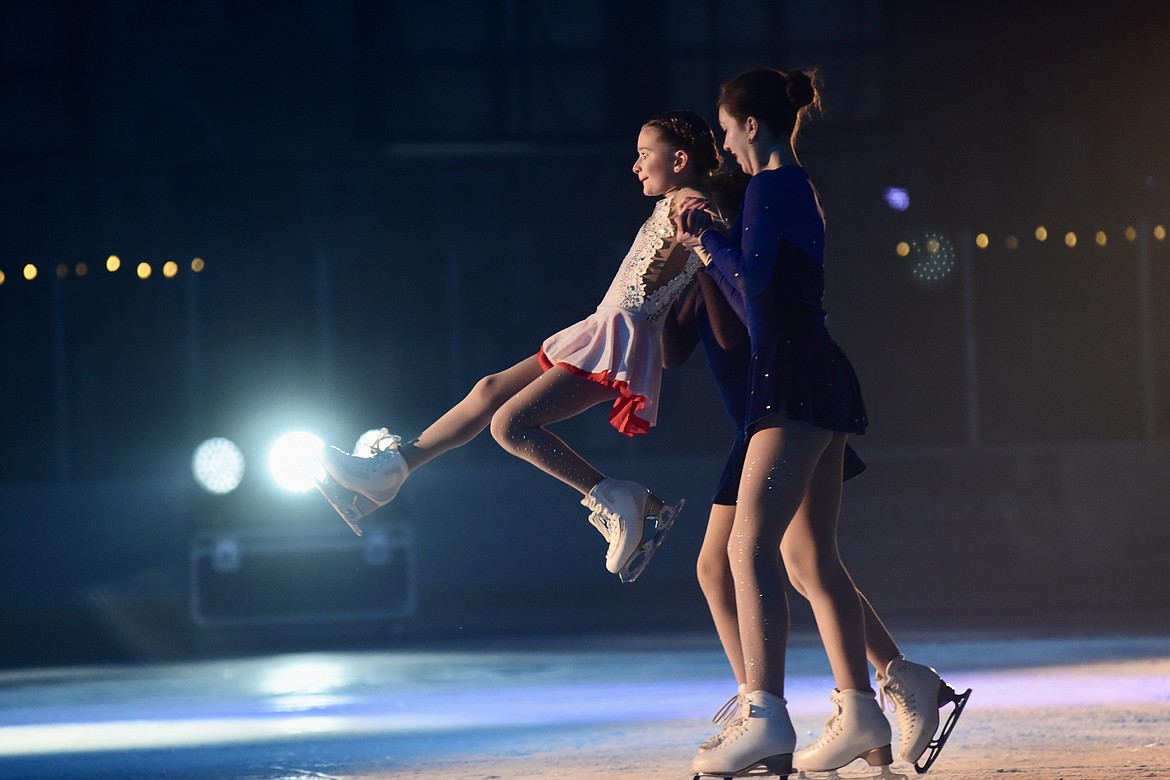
[1, 2, 1168, 779]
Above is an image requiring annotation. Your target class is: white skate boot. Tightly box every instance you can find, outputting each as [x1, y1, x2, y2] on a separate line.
[316, 428, 409, 536]
[794, 689, 897, 777]
[314, 470, 381, 537]
[698, 684, 748, 752]
[878, 656, 971, 773]
[581, 478, 645, 574]
[581, 478, 684, 582]
[693, 690, 795, 778]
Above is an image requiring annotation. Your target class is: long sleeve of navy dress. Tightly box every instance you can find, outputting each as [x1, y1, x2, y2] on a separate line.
[698, 167, 868, 436]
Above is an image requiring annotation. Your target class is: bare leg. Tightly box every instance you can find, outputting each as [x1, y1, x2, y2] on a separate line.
[490, 366, 622, 496]
[778, 434, 870, 692]
[400, 355, 544, 471]
[697, 502, 744, 684]
[729, 419, 832, 696]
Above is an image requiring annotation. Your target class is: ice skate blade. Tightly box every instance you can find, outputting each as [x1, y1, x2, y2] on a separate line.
[694, 751, 792, 779]
[912, 685, 971, 774]
[796, 765, 907, 780]
[618, 498, 684, 583]
[314, 471, 379, 537]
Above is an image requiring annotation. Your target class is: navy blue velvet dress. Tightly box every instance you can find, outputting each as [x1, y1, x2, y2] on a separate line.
[694, 292, 866, 507]
[700, 166, 867, 437]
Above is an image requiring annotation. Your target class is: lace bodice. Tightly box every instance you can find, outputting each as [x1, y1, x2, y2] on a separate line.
[600, 195, 702, 321]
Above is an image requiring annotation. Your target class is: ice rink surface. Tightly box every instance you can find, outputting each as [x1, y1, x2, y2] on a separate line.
[0, 629, 1166, 780]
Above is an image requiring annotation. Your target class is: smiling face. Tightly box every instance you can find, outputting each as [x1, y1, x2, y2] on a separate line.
[717, 105, 754, 175]
[631, 126, 688, 196]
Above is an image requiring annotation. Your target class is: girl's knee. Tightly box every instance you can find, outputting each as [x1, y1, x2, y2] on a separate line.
[786, 552, 849, 600]
[488, 406, 515, 447]
[784, 561, 810, 600]
[471, 372, 511, 408]
[697, 547, 732, 594]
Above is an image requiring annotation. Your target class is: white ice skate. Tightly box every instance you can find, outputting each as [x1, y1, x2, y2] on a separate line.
[794, 689, 903, 780]
[316, 428, 409, 536]
[313, 470, 381, 537]
[698, 685, 748, 752]
[693, 690, 795, 779]
[878, 656, 971, 774]
[581, 478, 684, 583]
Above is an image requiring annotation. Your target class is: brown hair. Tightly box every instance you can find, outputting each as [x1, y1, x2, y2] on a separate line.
[717, 67, 820, 144]
[642, 109, 723, 179]
[643, 109, 740, 211]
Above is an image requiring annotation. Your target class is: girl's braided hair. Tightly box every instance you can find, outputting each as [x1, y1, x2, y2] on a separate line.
[643, 109, 747, 216]
[643, 109, 722, 179]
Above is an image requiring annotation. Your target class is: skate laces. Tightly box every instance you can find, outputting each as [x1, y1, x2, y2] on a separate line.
[879, 673, 919, 735]
[712, 707, 752, 747]
[587, 507, 614, 542]
[358, 428, 402, 457]
[805, 692, 846, 751]
[711, 692, 743, 725]
[699, 694, 746, 752]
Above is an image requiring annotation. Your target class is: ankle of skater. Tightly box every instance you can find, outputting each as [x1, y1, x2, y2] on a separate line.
[397, 441, 425, 471]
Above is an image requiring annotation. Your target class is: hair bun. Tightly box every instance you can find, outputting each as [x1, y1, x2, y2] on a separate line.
[784, 69, 815, 109]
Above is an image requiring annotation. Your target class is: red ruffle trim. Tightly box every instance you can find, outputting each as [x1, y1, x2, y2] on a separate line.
[538, 348, 651, 437]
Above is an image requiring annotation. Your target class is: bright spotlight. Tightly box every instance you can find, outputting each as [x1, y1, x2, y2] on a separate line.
[268, 431, 324, 493]
[192, 438, 246, 495]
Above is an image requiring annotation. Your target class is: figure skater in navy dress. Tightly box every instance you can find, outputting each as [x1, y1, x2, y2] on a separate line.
[663, 271, 968, 775]
[676, 67, 931, 778]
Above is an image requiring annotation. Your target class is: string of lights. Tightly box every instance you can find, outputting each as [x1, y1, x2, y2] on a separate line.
[0, 255, 206, 287]
[895, 222, 1168, 283]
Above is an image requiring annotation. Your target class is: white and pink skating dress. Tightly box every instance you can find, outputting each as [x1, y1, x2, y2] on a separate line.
[538, 193, 703, 436]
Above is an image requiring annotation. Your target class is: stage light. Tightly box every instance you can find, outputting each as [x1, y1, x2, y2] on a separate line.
[76, 262, 88, 276]
[896, 242, 910, 257]
[192, 257, 205, 272]
[163, 261, 179, 278]
[1155, 225, 1166, 241]
[137, 262, 152, 279]
[107, 255, 121, 272]
[1124, 226, 1137, 242]
[1065, 232, 1077, 248]
[1095, 231, 1107, 247]
[192, 438, 246, 495]
[1035, 226, 1048, 242]
[1005, 235, 1019, 250]
[0, 270, 5, 286]
[268, 431, 324, 493]
[882, 187, 910, 212]
[56, 263, 68, 279]
[23, 264, 37, 281]
[975, 233, 990, 249]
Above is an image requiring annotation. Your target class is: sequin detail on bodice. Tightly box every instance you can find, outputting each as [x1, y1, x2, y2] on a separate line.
[599, 196, 702, 321]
